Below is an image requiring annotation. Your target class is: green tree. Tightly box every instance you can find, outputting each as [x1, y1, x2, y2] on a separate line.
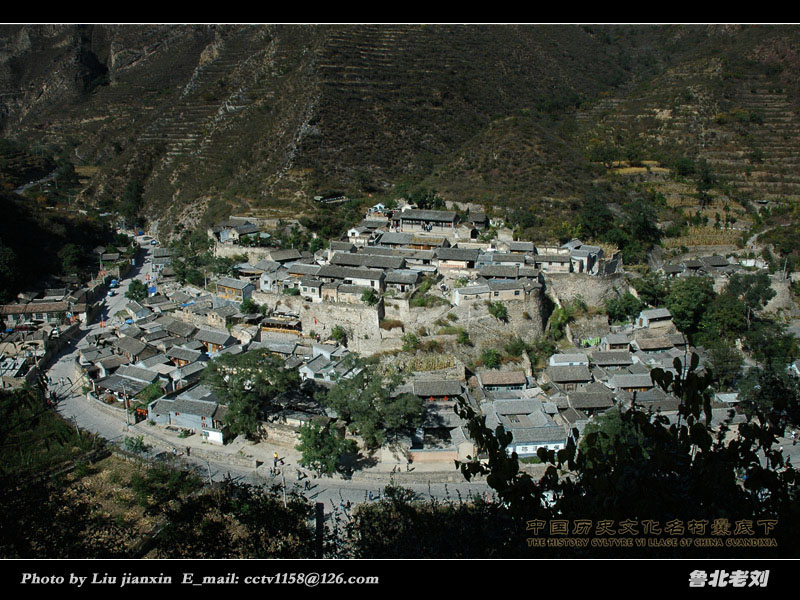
[456, 329, 472, 346]
[120, 178, 144, 227]
[624, 199, 662, 250]
[673, 156, 695, 177]
[240, 297, 260, 314]
[296, 421, 358, 476]
[739, 364, 800, 431]
[664, 276, 715, 337]
[361, 288, 379, 306]
[401, 333, 420, 352]
[202, 350, 300, 440]
[152, 479, 316, 558]
[577, 200, 614, 240]
[125, 279, 148, 302]
[697, 291, 747, 343]
[631, 272, 669, 307]
[503, 337, 528, 357]
[725, 272, 776, 329]
[705, 341, 745, 390]
[604, 292, 643, 324]
[743, 320, 797, 367]
[455, 353, 800, 557]
[0, 241, 17, 303]
[320, 355, 423, 450]
[130, 463, 202, 513]
[587, 140, 618, 169]
[331, 325, 347, 345]
[696, 158, 716, 209]
[480, 348, 501, 369]
[488, 301, 508, 322]
[578, 407, 652, 470]
[58, 243, 83, 275]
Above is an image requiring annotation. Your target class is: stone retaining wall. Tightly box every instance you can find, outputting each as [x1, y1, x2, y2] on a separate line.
[545, 272, 629, 308]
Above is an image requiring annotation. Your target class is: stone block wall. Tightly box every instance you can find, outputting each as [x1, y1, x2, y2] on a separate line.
[544, 272, 629, 308]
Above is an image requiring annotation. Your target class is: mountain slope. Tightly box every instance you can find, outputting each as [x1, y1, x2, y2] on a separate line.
[1, 24, 799, 233]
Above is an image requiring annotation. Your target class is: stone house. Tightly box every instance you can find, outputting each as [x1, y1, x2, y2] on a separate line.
[478, 370, 527, 391]
[636, 308, 673, 329]
[545, 365, 593, 392]
[147, 384, 227, 444]
[316, 265, 386, 292]
[215, 277, 255, 303]
[392, 208, 459, 231]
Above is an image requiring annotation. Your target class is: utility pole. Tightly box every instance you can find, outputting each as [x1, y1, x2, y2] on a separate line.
[315, 503, 324, 558]
[122, 381, 130, 429]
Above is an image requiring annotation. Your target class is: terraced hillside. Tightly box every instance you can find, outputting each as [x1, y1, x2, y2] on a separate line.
[573, 25, 800, 206]
[1, 24, 799, 234]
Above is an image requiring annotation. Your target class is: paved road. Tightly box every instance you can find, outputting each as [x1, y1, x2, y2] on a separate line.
[50, 241, 491, 507]
[48, 237, 800, 512]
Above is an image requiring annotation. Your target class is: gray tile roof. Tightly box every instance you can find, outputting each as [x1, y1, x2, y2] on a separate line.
[436, 247, 480, 262]
[270, 249, 303, 262]
[547, 365, 592, 383]
[114, 336, 148, 356]
[194, 328, 234, 346]
[456, 284, 490, 296]
[95, 374, 149, 395]
[287, 263, 322, 276]
[331, 252, 404, 270]
[376, 232, 413, 245]
[412, 379, 463, 398]
[568, 389, 615, 410]
[479, 371, 527, 387]
[610, 373, 654, 389]
[590, 351, 634, 366]
[397, 209, 457, 223]
[116, 364, 159, 383]
[487, 280, 525, 292]
[634, 337, 673, 351]
[507, 241, 535, 253]
[217, 277, 253, 290]
[512, 425, 568, 444]
[640, 308, 672, 320]
[167, 346, 203, 362]
[385, 270, 421, 285]
[479, 265, 519, 279]
[317, 265, 385, 281]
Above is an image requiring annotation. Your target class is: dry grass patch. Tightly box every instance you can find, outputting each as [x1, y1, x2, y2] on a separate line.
[662, 226, 741, 247]
[69, 456, 162, 524]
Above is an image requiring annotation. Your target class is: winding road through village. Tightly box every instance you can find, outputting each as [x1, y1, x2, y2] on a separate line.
[49, 238, 492, 515]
